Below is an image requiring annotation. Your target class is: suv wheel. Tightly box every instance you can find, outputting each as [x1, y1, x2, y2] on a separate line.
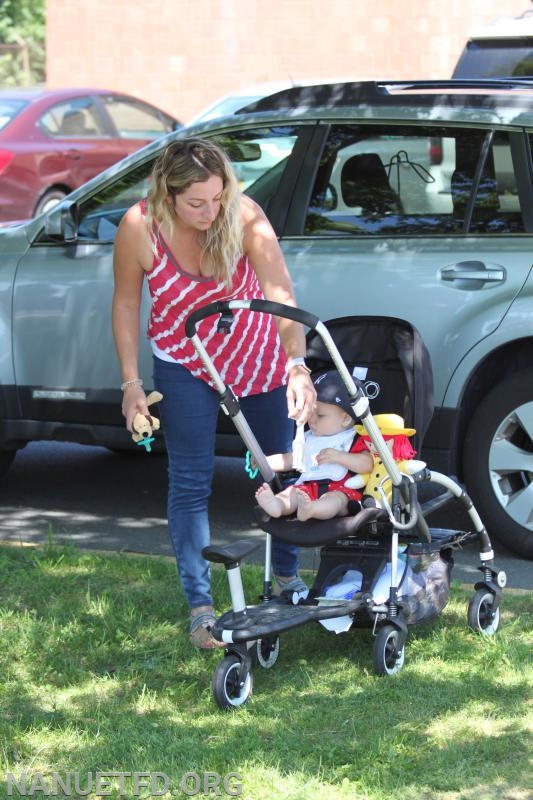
[464, 370, 533, 559]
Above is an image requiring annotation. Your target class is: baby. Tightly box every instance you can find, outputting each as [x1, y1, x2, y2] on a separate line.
[255, 370, 374, 522]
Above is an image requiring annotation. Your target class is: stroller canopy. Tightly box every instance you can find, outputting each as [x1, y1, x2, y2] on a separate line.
[306, 315, 434, 452]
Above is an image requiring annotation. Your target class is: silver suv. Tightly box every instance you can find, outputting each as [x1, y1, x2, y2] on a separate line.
[2, 79, 533, 559]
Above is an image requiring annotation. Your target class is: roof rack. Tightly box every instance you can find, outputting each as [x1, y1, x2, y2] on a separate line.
[236, 78, 533, 114]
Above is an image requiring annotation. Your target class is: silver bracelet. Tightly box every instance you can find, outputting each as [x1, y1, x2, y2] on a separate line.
[120, 378, 143, 391]
[285, 357, 311, 374]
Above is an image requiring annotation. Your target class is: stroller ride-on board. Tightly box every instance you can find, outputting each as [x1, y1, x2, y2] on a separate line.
[185, 300, 507, 710]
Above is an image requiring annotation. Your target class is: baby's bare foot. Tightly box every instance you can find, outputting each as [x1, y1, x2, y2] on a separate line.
[296, 490, 315, 521]
[255, 483, 282, 517]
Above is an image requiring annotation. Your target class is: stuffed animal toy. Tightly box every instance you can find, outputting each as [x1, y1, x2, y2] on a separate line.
[346, 413, 425, 505]
[131, 390, 163, 452]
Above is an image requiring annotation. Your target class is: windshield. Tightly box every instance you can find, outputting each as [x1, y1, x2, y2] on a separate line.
[0, 99, 29, 131]
[453, 38, 533, 78]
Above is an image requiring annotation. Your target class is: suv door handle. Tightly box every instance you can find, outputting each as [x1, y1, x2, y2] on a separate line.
[439, 260, 506, 289]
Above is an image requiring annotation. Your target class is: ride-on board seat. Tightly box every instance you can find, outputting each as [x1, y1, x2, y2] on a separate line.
[206, 525, 473, 643]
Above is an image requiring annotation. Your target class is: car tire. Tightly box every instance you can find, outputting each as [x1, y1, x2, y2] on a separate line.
[33, 189, 68, 217]
[0, 449, 17, 479]
[463, 369, 533, 560]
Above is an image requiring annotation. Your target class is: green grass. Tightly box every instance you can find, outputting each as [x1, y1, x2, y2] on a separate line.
[0, 540, 531, 800]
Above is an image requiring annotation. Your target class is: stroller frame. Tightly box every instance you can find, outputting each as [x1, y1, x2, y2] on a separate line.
[185, 300, 507, 710]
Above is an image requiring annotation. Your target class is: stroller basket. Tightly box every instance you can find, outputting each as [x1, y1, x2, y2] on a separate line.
[314, 530, 461, 628]
[185, 299, 507, 710]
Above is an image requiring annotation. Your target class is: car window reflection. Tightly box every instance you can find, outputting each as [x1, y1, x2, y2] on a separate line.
[305, 125, 524, 235]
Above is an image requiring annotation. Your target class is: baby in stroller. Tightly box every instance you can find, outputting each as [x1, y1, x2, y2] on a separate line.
[255, 370, 374, 521]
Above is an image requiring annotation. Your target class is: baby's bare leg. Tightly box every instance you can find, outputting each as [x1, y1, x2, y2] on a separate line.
[296, 489, 349, 522]
[255, 483, 298, 518]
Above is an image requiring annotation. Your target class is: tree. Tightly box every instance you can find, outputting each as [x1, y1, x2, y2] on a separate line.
[0, 0, 45, 86]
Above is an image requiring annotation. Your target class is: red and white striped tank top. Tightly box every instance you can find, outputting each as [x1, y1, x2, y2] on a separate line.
[143, 202, 287, 397]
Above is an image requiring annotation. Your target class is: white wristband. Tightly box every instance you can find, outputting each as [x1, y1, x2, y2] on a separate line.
[121, 378, 143, 391]
[285, 357, 311, 374]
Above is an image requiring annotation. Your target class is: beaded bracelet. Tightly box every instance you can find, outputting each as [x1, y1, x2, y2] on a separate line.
[120, 378, 143, 391]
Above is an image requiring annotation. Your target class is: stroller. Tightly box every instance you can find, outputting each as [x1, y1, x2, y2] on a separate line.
[185, 300, 507, 710]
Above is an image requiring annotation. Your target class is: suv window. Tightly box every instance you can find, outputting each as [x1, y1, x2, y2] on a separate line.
[76, 160, 155, 240]
[212, 127, 298, 192]
[453, 38, 533, 79]
[74, 126, 302, 242]
[305, 125, 523, 236]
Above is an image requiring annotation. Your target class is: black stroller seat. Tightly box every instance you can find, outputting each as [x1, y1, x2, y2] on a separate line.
[254, 504, 387, 546]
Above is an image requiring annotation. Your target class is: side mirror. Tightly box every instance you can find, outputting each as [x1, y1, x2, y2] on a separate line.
[44, 200, 80, 243]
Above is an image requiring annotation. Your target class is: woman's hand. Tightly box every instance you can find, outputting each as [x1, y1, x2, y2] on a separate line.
[286, 368, 316, 425]
[121, 384, 150, 432]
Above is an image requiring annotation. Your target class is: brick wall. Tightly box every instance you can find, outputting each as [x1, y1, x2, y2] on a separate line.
[45, 0, 529, 123]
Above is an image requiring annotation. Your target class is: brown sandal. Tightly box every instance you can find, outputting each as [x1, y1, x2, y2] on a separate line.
[189, 610, 224, 650]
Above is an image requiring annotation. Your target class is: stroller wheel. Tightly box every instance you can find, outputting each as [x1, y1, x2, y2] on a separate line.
[212, 655, 253, 710]
[373, 625, 405, 676]
[467, 589, 500, 636]
[250, 636, 280, 669]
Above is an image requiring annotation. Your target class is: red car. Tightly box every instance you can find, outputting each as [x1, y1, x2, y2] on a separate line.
[0, 87, 180, 222]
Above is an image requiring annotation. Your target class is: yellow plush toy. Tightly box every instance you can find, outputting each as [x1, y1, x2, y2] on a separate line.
[132, 390, 163, 452]
[346, 413, 425, 505]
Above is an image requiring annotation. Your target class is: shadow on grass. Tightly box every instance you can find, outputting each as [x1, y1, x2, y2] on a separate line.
[0, 542, 531, 800]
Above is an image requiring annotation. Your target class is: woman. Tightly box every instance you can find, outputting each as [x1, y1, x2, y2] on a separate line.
[112, 138, 316, 649]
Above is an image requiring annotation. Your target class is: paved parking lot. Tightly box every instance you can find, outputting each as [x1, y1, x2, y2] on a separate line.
[0, 442, 530, 592]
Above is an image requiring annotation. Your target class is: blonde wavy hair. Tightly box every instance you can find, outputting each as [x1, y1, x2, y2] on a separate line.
[147, 138, 242, 285]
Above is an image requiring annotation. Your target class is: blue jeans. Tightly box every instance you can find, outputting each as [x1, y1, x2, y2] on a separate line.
[153, 357, 298, 609]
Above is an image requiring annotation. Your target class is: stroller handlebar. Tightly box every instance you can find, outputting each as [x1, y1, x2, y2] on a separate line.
[184, 299, 321, 338]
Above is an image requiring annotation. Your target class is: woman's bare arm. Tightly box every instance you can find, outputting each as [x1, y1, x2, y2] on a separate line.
[241, 196, 316, 423]
[112, 204, 151, 430]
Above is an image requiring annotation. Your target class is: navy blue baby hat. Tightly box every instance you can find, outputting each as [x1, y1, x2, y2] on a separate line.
[312, 370, 358, 420]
